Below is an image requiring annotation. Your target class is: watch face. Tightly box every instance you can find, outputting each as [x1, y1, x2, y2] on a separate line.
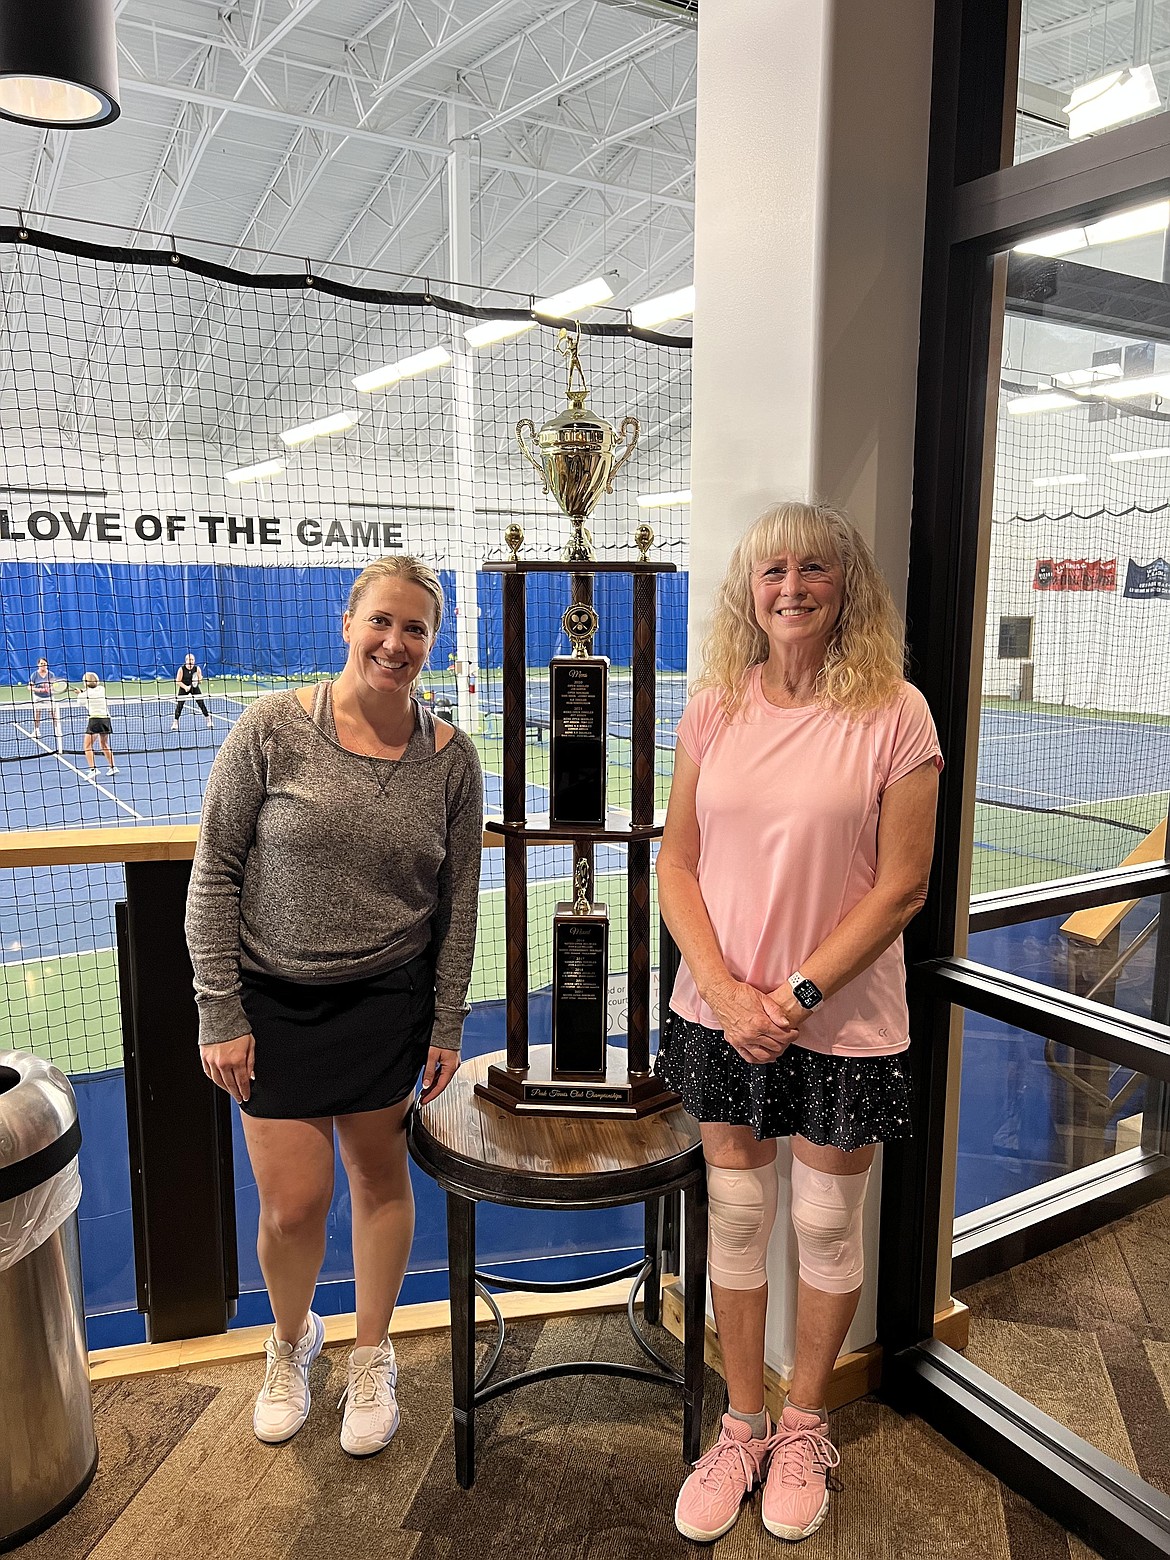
[792, 978, 822, 1010]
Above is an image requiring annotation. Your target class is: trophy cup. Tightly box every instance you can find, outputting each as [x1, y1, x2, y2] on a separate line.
[549, 601, 607, 828]
[550, 858, 609, 1078]
[515, 328, 640, 562]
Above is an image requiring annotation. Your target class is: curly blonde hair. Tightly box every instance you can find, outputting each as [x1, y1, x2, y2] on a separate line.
[695, 501, 906, 717]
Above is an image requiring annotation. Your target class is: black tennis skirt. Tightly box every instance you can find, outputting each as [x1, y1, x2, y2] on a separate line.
[655, 1010, 913, 1152]
[239, 953, 434, 1119]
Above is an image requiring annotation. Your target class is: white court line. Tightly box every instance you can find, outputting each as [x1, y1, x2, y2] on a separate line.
[0, 945, 115, 967]
[16, 723, 144, 819]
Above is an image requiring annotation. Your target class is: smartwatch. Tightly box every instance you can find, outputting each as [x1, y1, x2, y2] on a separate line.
[787, 971, 824, 1011]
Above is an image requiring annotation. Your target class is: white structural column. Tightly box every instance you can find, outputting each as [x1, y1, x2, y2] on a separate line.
[447, 100, 482, 733]
[687, 0, 935, 1378]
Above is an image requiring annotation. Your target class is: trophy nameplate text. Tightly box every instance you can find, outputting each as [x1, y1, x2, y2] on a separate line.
[550, 859, 609, 1078]
[549, 601, 607, 828]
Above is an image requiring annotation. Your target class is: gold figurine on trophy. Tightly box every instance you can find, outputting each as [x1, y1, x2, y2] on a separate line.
[515, 328, 639, 563]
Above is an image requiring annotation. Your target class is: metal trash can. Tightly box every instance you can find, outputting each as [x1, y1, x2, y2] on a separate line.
[0, 1051, 97, 1551]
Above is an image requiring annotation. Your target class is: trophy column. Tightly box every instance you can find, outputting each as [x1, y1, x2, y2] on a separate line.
[502, 570, 528, 1071]
[627, 571, 657, 1077]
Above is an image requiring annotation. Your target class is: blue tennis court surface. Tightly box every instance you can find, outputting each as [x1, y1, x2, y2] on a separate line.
[976, 706, 1170, 812]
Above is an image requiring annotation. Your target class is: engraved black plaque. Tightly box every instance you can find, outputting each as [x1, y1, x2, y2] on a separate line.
[551, 894, 609, 1078]
[550, 657, 607, 827]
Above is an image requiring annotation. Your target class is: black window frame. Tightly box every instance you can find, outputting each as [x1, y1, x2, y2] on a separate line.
[879, 5, 1170, 1556]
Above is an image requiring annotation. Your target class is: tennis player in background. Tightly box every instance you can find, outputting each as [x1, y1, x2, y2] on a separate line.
[172, 653, 214, 729]
[77, 673, 118, 779]
[28, 658, 63, 747]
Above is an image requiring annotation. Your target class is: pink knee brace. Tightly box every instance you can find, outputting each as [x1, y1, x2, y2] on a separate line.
[706, 1162, 778, 1290]
[789, 1158, 871, 1295]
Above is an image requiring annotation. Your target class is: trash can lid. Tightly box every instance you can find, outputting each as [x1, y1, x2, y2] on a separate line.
[0, 1051, 81, 1200]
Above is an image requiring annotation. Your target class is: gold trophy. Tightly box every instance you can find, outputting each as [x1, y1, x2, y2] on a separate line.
[515, 328, 640, 563]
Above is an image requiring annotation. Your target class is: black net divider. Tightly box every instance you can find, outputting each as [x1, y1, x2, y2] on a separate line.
[0, 223, 693, 350]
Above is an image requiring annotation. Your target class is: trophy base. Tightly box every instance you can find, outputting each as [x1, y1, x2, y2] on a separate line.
[475, 1046, 679, 1120]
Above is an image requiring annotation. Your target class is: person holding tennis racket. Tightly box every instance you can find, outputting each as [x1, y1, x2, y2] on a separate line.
[172, 653, 214, 729]
[77, 672, 117, 778]
[28, 658, 64, 747]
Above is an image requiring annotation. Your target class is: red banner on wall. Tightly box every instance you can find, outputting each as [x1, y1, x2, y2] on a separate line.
[1033, 558, 1117, 591]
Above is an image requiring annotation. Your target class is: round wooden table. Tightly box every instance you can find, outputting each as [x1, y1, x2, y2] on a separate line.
[408, 1049, 708, 1488]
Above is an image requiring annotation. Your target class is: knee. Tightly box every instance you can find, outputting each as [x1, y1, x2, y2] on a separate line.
[789, 1159, 870, 1295]
[261, 1193, 330, 1242]
[706, 1161, 778, 1290]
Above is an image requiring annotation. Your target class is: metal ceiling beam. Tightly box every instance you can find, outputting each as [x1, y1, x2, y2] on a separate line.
[118, 75, 693, 209]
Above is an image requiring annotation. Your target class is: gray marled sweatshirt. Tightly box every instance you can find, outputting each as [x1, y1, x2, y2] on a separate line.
[185, 685, 483, 1051]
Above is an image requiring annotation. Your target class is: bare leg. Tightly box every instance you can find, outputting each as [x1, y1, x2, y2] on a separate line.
[700, 1122, 776, 1414]
[787, 1135, 876, 1410]
[241, 1113, 335, 1343]
[336, 1096, 415, 1347]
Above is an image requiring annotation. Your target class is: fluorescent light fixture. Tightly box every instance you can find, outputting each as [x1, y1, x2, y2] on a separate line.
[1014, 200, 1169, 259]
[1032, 473, 1087, 488]
[631, 285, 695, 329]
[1055, 363, 1124, 388]
[1086, 199, 1170, 246]
[1006, 392, 1079, 415]
[1014, 228, 1088, 258]
[1066, 64, 1161, 139]
[352, 346, 451, 393]
[637, 490, 692, 508]
[1099, 373, 1170, 400]
[533, 278, 613, 318]
[1110, 445, 1170, 464]
[463, 319, 537, 348]
[279, 410, 359, 446]
[225, 459, 285, 485]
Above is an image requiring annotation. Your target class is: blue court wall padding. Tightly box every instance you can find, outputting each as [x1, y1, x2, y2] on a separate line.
[0, 562, 458, 684]
[476, 569, 688, 670]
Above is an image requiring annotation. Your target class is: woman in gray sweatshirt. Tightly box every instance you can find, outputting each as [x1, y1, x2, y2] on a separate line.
[186, 555, 482, 1460]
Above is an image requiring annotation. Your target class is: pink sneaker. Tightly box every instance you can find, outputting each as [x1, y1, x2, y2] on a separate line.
[761, 1403, 841, 1541]
[674, 1412, 776, 1542]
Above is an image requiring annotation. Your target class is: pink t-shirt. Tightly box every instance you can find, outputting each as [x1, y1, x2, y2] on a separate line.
[669, 667, 942, 1057]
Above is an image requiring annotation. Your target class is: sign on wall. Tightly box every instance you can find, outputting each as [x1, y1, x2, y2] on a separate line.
[1032, 558, 1117, 591]
[1123, 558, 1170, 600]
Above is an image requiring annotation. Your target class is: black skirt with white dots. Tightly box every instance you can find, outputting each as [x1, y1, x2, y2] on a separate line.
[654, 1010, 913, 1152]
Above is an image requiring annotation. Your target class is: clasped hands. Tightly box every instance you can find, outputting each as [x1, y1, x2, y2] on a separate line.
[705, 977, 808, 1064]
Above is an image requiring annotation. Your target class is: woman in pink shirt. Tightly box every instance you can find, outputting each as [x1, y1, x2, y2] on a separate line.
[657, 501, 941, 1546]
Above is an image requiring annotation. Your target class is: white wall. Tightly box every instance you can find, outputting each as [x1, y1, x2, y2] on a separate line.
[689, 0, 934, 1377]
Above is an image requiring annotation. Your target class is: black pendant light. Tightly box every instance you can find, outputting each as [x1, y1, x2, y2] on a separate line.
[0, 0, 120, 129]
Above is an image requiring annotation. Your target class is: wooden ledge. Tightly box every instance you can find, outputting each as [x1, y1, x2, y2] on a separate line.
[0, 825, 200, 867]
[89, 1278, 636, 1382]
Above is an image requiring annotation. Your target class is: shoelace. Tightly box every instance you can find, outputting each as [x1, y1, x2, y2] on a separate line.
[260, 1343, 298, 1403]
[692, 1431, 766, 1494]
[340, 1353, 394, 1411]
[773, 1424, 841, 1488]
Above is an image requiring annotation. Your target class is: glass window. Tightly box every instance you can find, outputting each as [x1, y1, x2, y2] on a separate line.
[971, 200, 1170, 900]
[1016, 2, 1170, 165]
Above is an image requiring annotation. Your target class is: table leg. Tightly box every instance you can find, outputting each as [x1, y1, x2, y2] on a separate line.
[446, 1190, 477, 1488]
[643, 1197, 662, 1327]
[682, 1172, 708, 1464]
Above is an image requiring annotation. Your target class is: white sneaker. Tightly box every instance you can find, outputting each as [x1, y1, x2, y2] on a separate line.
[253, 1311, 325, 1444]
[339, 1339, 399, 1457]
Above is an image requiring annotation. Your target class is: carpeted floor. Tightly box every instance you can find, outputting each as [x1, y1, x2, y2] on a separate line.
[959, 1191, 1170, 1511]
[29, 1306, 1089, 1560]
